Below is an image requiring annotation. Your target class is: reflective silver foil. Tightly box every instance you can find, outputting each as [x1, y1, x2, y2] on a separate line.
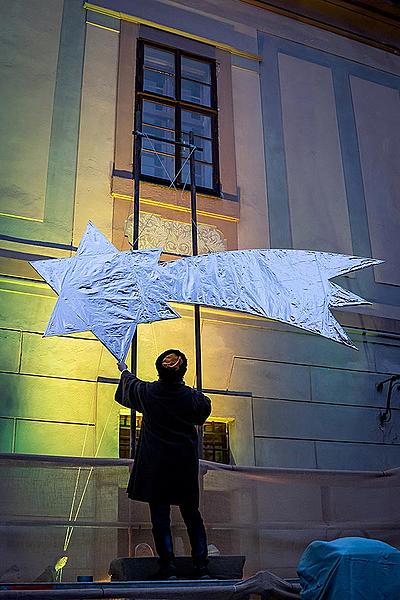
[31, 222, 382, 360]
[30, 222, 179, 360]
[160, 249, 381, 349]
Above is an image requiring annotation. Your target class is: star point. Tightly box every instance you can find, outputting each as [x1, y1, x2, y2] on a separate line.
[31, 222, 179, 360]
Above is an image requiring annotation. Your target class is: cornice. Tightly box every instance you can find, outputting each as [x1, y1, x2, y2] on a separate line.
[240, 0, 400, 55]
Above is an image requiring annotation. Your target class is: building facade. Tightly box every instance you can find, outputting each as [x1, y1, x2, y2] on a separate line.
[1, 0, 400, 471]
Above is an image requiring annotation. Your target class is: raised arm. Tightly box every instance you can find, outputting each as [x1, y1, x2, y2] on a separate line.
[190, 390, 212, 426]
[114, 361, 144, 412]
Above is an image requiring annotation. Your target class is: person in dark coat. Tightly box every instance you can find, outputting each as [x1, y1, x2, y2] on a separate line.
[115, 349, 212, 579]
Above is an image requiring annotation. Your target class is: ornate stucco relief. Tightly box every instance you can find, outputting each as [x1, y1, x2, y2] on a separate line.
[124, 213, 227, 255]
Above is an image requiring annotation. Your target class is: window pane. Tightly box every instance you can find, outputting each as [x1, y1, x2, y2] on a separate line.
[144, 45, 175, 75]
[181, 134, 212, 163]
[181, 56, 211, 83]
[143, 100, 175, 130]
[181, 78, 211, 106]
[181, 110, 211, 138]
[142, 151, 175, 181]
[182, 162, 213, 189]
[144, 68, 175, 97]
[143, 124, 175, 155]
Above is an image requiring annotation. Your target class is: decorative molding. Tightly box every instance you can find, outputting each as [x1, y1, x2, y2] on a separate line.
[83, 2, 261, 61]
[112, 192, 240, 223]
[86, 21, 120, 34]
[124, 213, 227, 254]
[242, 0, 400, 55]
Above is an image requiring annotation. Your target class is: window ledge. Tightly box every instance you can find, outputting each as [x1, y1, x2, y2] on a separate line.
[111, 175, 240, 222]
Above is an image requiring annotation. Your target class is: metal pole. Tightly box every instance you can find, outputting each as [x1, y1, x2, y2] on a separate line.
[127, 110, 142, 559]
[130, 110, 142, 459]
[0, 584, 239, 599]
[189, 131, 202, 392]
[189, 132, 204, 458]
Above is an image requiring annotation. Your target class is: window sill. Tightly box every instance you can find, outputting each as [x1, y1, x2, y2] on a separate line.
[111, 174, 240, 222]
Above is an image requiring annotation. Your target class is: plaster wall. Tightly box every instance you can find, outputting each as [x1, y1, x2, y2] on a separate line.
[72, 22, 119, 245]
[231, 61, 269, 250]
[0, 0, 85, 246]
[278, 53, 353, 254]
[2, 272, 400, 472]
[0, 0, 400, 478]
[350, 76, 400, 286]
[0, 0, 63, 221]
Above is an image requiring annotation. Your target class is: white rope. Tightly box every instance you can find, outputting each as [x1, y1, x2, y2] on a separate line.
[63, 396, 116, 550]
[62, 347, 102, 552]
[169, 145, 195, 190]
[142, 132, 178, 190]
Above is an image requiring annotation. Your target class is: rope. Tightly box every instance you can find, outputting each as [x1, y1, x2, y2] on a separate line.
[142, 132, 178, 191]
[62, 346, 103, 553]
[63, 396, 116, 551]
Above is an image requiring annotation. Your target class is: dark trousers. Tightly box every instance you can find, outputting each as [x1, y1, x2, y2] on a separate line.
[149, 502, 208, 566]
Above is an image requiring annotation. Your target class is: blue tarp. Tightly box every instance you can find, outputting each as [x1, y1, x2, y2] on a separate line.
[298, 537, 400, 599]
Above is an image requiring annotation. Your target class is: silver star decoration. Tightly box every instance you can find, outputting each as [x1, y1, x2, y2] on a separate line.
[31, 222, 382, 359]
[160, 249, 382, 349]
[30, 222, 179, 359]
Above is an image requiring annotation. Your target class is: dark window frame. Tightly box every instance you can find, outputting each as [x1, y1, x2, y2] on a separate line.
[135, 39, 221, 196]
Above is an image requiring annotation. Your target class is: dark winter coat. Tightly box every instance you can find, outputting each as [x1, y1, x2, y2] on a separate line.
[115, 371, 211, 505]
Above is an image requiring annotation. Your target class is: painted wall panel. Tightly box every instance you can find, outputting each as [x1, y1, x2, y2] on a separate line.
[20, 332, 102, 381]
[0, 0, 63, 220]
[351, 76, 400, 285]
[230, 358, 311, 401]
[216, 50, 238, 200]
[202, 321, 376, 392]
[255, 437, 316, 468]
[0, 0, 85, 244]
[0, 287, 58, 332]
[73, 23, 119, 245]
[0, 418, 14, 452]
[14, 420, 95, 456]
[232, 66, 269, 249]
[316, 440, 400, 470]
[0, 330, 21, 373]
[253, 398, 388, 443]
[95, 383, 120, 458]
[278, 53, 352, 254]
[374, 342, 400, 374]
[311, 367, 386, 408]
[211, 393, 255, 466]
[0, 373, 96, 423]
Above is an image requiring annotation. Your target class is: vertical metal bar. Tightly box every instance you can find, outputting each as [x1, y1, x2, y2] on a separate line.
[130, 109, 142, 459]
[189, 131, 204, 458]
[189, 131, 202, 391]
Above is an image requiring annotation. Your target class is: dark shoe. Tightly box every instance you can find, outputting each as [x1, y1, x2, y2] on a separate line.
[154, 563, 177, 580]
[193, 565, 211, 580]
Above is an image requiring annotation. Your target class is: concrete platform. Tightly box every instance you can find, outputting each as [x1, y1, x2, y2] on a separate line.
[109, 555, 246, 581]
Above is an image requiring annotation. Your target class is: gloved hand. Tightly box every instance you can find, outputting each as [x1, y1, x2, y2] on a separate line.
[117, 360, 129, 372]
